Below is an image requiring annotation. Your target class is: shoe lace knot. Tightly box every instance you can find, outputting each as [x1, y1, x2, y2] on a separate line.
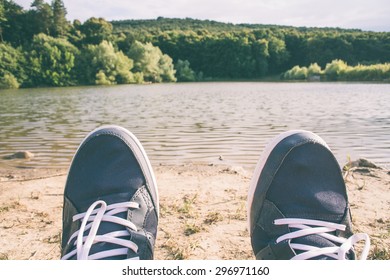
[275, 218, 370, 260]
[61, 200, 140, 260]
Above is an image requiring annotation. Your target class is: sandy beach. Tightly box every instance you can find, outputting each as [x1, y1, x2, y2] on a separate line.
[0, 162, 389, 260]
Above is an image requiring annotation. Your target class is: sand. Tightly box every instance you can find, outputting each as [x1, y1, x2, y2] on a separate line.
[0, 163, 389, 260]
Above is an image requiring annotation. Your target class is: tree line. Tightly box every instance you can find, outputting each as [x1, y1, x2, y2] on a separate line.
[114, 18, 390, 81]
[0, 0, 177, 89]
[1, 0, 390, 89]
[283, 60, 390, 81]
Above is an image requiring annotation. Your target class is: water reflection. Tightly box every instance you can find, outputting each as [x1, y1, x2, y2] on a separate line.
[0, 82, 389, 170]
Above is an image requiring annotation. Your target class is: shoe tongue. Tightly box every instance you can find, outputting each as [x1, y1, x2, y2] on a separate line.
[84, 212, 154, 260]
[87, 211, 130, 260]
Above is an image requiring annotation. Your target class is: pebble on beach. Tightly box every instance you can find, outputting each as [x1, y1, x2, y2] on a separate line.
[3, 151, 35, 160]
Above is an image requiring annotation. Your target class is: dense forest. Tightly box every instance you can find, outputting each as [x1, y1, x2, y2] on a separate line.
[1, 0, 390, 89]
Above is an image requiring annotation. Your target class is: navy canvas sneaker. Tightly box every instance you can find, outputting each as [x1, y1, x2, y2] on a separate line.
[61, 125, 159, 260]
[248, 130, 370, 260]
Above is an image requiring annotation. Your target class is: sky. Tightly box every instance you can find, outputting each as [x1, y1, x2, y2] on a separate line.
[14, 0, 390, 32]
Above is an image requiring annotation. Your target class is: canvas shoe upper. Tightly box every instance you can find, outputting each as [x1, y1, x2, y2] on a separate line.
[247, 130, 370, 260]
[61, 125, 159, 260]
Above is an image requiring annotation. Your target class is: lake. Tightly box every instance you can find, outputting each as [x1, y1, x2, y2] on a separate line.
[0, 82, 389, 170]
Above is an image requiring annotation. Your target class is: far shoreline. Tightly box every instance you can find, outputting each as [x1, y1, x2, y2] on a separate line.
[1, 78, 390, 92]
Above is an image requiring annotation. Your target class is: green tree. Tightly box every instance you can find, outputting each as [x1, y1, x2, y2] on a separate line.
[1, 0, 28, 45]
[66, 19, 83, 47]
[307, 63, 322, 76]
[284, 31, 307, 69]
[0, 2, 4, 21]
[80, 17, 113, 45]
[27, 33, 79, 86]
[0, 42, 27, 86]
[30, 0, 53, 35]
[252, 39, 269, 77]
[51, 0, 69, 37]
[77, 40, 139, 85]
[175, 59, 196, 81]
[267, 36, 290, 74]
[283, 65, 308, 80]
[0, 1, 5, 42]
[158, 53, 176, 82]
[128, 41, 176, 82]
[0, 72, 18, 88]
[338, 63, 390, 81]
[324, 59, 348, 80]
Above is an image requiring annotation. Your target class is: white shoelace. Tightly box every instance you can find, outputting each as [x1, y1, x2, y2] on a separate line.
[61, 200, 140, 260]
[275, 218, 370, 260]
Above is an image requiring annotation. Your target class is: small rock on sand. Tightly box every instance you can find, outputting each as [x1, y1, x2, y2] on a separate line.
[3, 151, 35, 160]
[343, 158, 381, 170]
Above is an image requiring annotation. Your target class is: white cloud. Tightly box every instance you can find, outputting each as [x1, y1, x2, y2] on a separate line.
[13, 0, 390, 31]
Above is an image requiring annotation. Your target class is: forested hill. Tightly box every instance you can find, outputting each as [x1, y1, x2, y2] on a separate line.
[112, 17, 292, 32]
[111, 17, 390, 80]
[1, 0, 389, 90]
[112, 17, 362, 33]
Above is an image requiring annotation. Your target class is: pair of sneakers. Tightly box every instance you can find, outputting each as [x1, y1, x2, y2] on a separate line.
[61, 125, 370, 260]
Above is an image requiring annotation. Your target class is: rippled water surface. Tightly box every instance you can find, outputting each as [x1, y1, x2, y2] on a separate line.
[1, 82, 389, 170]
